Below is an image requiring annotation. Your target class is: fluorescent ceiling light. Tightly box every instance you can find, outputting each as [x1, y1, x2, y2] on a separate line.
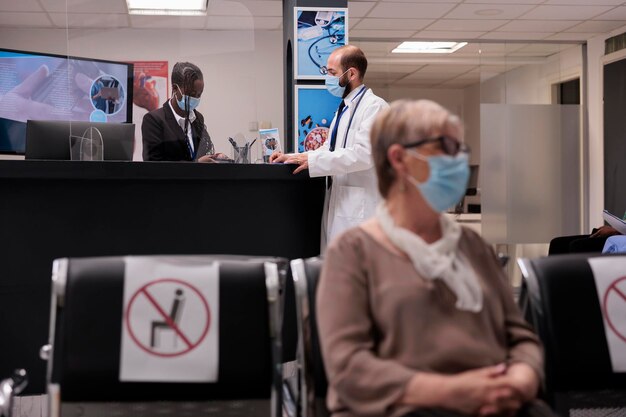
[392, 42, 468, 54]
[126, 0, 208, 15]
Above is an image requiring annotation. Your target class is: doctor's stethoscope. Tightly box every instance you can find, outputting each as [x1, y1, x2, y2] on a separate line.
[299, 16, 346, 75]
[335, 85, 368, 150]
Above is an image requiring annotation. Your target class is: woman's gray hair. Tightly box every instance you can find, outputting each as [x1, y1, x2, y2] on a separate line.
[370, 99, 464, 198]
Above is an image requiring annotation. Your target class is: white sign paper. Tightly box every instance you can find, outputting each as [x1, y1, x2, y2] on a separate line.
[589, 257, 626, 372]
[120, 256, 219, 382]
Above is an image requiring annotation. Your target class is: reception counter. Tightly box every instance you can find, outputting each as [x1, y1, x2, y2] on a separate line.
[0, 160, 325, 393]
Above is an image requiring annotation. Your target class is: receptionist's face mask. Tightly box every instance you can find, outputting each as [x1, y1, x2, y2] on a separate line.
[174, 85, 201, 112]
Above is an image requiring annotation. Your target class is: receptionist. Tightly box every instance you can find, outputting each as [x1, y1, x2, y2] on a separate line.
[141, 61, 224, 162]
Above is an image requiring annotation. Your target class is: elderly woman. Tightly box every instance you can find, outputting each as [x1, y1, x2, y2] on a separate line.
[317, 100, 548, 417]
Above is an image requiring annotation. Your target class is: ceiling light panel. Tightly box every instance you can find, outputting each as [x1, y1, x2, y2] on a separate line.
[127, 0, 207, 15]
[393, 41, 468, 54]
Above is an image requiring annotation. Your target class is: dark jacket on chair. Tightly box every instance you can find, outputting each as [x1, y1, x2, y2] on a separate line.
[142, 100, 212, 161]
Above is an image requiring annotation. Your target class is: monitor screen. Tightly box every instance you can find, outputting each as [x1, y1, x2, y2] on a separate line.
[0, 48, 133, 154]
[25, 120, 135, 161]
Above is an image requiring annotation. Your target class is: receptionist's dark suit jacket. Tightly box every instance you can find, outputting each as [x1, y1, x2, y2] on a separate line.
[142, 100, 213, 161]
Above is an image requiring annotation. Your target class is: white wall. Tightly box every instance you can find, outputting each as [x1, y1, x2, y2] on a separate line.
[475, 46, 583, 105]
[0, 27, 284, 159]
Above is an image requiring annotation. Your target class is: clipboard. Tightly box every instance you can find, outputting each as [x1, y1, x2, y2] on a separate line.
[603, 210, 626, 235]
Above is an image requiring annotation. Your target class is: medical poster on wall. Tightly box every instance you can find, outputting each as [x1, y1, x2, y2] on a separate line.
[129, 61, 168, 160]
[294, 7, 348, 80]
[294, 85, 342, 153]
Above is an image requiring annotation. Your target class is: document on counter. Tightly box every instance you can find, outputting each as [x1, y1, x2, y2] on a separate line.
[603, 209, 626, 235]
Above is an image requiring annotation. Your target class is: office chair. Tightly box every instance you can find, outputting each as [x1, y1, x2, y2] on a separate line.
[290, 257, 329, 417]
[518, 253, 626, 417]
[40, 255, 288, 417]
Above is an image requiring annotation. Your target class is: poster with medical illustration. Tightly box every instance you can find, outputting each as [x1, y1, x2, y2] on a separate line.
[295, 85, 342, 153]
[294, 7, 348, 80]
[129, 61, 168, 160]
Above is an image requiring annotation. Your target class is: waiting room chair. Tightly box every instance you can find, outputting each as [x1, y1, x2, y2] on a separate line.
[290, 257, 329, 417]
[41, 255, 288, 417]
[518, 253, 626, 417]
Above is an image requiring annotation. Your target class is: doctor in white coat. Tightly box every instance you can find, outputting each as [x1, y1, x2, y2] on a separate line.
[271, 45, 388, 247]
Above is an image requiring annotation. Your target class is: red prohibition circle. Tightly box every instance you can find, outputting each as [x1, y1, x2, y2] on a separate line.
[602, 276, 626, 344]
[125, 278, 211, 357]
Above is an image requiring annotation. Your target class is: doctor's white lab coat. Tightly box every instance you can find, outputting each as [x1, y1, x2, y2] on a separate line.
[308, 86, 389, 248]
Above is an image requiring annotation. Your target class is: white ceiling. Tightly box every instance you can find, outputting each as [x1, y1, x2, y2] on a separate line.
[0, 0, 624, 88]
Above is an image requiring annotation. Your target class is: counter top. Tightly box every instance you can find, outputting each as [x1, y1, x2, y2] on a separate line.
[0, 160, 309, 181]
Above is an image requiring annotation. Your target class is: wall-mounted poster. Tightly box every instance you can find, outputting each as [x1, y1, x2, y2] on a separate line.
[295, 85, 342, 153]
[294, 7, 348, 80]
[129, 61, 168, 160]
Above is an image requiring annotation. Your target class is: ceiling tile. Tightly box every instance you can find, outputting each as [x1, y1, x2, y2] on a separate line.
[413, 30, 486, 39]
[49, 12, 129, 28]
[515, 43, 572, 53]
[440, 79, 479, 88]
[367, 63, 426, 73]
[404, 70, 462, 80]
[393, 77, 451, 85]
[0, 12, 52, 27]
[480, 31, 551, 40]
[427, 19, 509, 31]
[364, 71, 407, 82]
[519, 5, 614, 20]
[349, 29, 417, 38]
[464, 0, 543, 4]
[348, 1, 376, 18]
[238, 1, 281, 17]
[543, 32, 599, 41]
[368, 2, 456, 19]
[130, 15, 207, 29]
[207, 1, 253, 16]
[478, 64, 518, 73]
[379, 0, 461, 2]
[542, 0, 623, 4]
[352, 41, 400, 52]
[495, 19, 580, 32]
[0, 0, 44, 12]
[565, 20, 626, 32]
[416, 64, 478, 74]
[206, 15, 256, 29]
[353, 18, 433, 31]
[451, 71, 482, 81]
[40, 0, 128, 13]
[459, 43, 526, 54]
[444, 4, 536, 20]
[593, 6, 626, 20]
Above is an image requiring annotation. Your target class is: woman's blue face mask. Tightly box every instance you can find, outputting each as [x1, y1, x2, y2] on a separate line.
[405, 149, 470, 213]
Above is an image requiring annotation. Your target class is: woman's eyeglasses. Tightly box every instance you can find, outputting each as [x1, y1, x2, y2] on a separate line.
[402, 136, 470, 156]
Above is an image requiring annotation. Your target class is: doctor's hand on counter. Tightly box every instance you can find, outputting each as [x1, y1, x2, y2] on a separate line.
[270, 151, 309, 174]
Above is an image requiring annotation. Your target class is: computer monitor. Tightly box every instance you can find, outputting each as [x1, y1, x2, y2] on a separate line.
[0, 48, 133, 154]
[25, 120, 134, 161]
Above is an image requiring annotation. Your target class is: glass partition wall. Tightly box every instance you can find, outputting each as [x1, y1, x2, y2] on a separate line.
[16, 0, 284, 162]
[355, 39, 585, 284]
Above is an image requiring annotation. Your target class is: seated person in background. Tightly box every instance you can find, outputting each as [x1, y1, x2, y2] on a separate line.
[317, 99, 552, 417]
[549, 225, 621, 255]
[142, 62, 224, 162]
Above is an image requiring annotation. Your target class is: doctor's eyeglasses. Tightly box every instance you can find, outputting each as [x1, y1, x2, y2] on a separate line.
[402, 136, 469, 156]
